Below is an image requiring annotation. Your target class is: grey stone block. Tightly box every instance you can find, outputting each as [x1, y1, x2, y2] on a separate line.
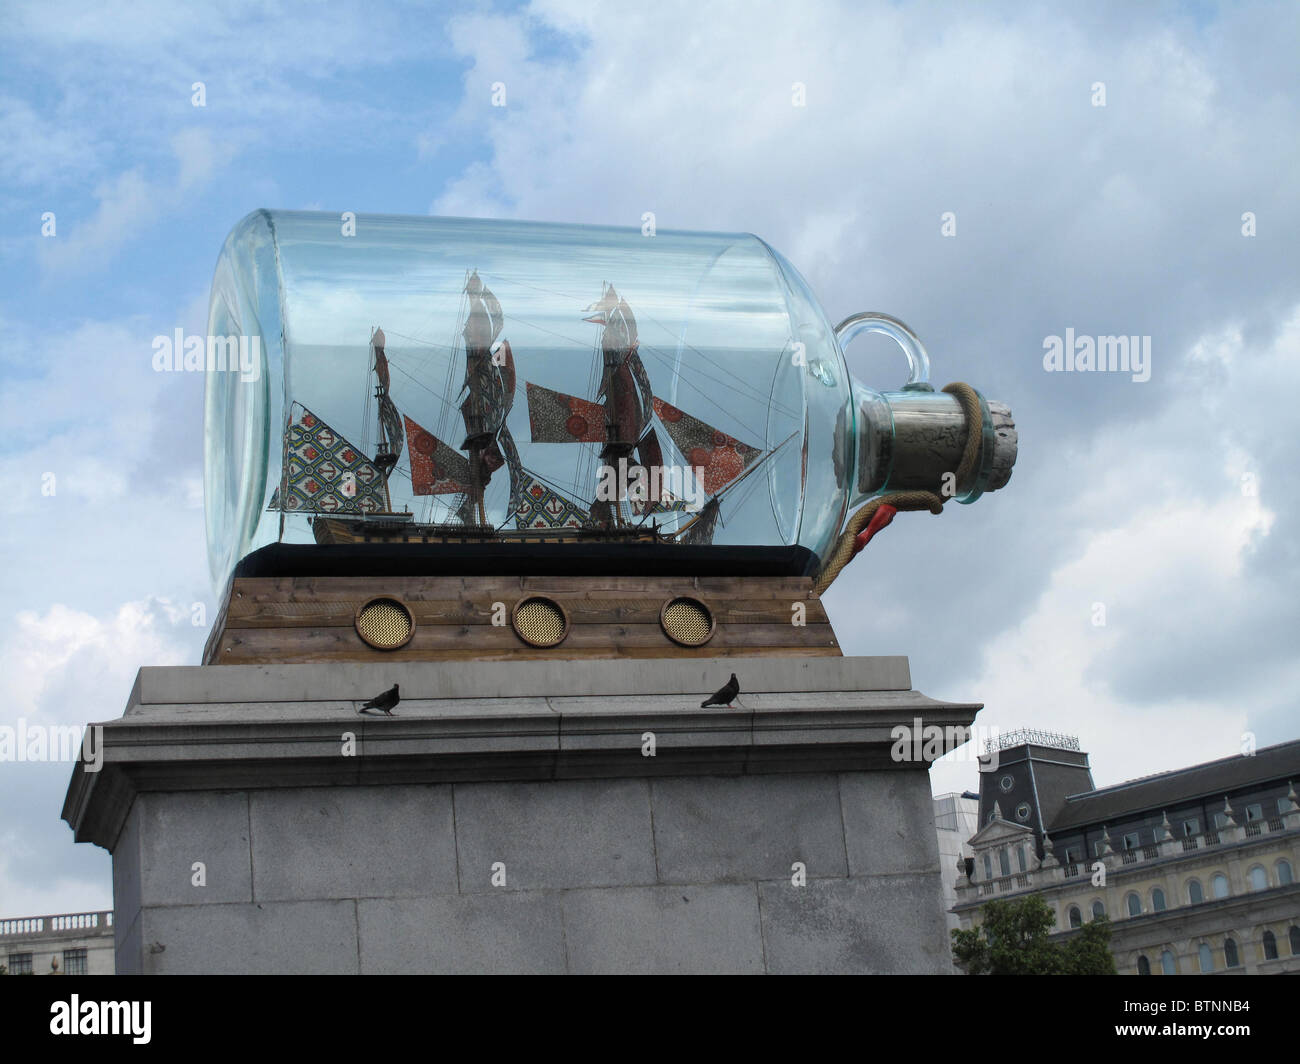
[562, 884, 764, 974]
[453, 778, 656, 892]
[138, 900, 359, 974]
[112, 801, 142, 934]
[759, 874, 953, 974]
[249, 785, 457, 901]
[358, 894, 566, 974]
[838, 771, 943, 876]
[114, 907, 143, 976]
[651, 774, 847, 883]
[136, 791, 252, 906]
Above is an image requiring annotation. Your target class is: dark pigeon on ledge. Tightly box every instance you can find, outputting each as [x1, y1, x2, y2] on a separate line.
[701, 674, 740, 709]
[358, 683, 400, 716]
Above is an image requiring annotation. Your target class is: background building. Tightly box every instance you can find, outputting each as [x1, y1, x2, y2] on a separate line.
[935, 790, 980, 938]
[1, 910, 115, 975]
[953, 732, 1300, 975]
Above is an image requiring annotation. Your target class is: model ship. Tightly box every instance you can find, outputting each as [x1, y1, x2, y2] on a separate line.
[270, 270, 787, 548]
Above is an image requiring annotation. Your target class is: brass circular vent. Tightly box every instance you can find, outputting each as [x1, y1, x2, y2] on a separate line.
[661, 597, 714, 647]
[512, 597, 568, 648]
[355, 597, 414, 650]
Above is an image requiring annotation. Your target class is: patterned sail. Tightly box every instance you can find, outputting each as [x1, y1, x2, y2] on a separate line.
[404, 414, 472, 496]
[526, 382, 606, 443]
[512, 473, 590, 529]
[269, 406, 386, 514]
[652, 397, 762, 496]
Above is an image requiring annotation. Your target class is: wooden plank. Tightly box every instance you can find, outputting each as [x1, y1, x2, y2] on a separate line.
[230, 575, 818, 603]
[225, 596, 831, 629]
[215, 642, 841, 665]
[217, 622, 836, 656]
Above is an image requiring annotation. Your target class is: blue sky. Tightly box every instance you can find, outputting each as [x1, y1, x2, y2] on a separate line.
[1, 0, 1298, 916]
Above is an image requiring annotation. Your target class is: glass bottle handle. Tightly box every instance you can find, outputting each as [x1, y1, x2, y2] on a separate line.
[834, 312, 932, 391]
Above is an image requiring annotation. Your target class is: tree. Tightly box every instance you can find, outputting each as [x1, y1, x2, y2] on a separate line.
[952, 895, 1116, 974]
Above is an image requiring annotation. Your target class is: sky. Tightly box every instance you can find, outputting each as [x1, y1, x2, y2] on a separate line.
[1, 0, 1297, 917]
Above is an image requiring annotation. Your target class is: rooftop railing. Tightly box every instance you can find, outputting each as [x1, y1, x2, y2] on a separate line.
[0, 910, 113, 938]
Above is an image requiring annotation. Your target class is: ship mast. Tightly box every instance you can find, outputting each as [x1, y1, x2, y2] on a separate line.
[369, 326, 404, 513]
[458, 271, 507, 526]
[586, 283, 653, 527]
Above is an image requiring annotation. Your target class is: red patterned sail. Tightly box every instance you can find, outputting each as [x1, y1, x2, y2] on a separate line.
[403, 414, 472, 496]
[652, 397, 762, 496]
[526, 382, 606, 444]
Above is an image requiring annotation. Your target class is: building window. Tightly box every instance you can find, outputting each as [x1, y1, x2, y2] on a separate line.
[1290, 926, 1300, 957]
[983, 853, 993, 880]
[1212, 873, 1229, 899]
[62, 949, 88, 976]
[1122, 832, 1139, 851]
[1093, 840, 1108, 858]
[1017, 846, 1027, 873]
[1198, 943, 1214, 973]
[1092, 900, 1105, 921]
[1137, 955, 1151, 975]
[1224, 938, 1240, 968]
[1068, 905, 1082, 928]
[1160, 950, 1177, 975]
[1182, 817, 1199, 837]
[1062, 847, 1077, 864]
[1262, 930, 1278, 961]
[1245, 803, 1263, 822]
[1151, 887, 1166, 912]
[7, 952, 33, 975]
[1249, 865, 1269, 891]
[1188, 879, 1204, 904]
[1277, 859, 1293, 885]
[999, 849, 1011, 876]
[1126, 892, 1142, 917]
[1015, 803, 1031, 822]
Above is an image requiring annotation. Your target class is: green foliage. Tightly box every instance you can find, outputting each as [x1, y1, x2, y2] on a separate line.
[952, 894, 1116, 975]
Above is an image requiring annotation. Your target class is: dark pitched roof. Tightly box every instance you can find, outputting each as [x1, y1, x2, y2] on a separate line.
[1048, 739, 1300, 832]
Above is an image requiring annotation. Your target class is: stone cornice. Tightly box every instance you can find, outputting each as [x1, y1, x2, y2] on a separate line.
[64, 656, 980, 852]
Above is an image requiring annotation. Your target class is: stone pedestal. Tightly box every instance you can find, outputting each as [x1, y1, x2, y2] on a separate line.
[63, 656, 979, 974]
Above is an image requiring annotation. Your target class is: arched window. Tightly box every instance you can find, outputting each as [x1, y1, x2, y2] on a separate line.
[1160, 950, 1177, 975]
[1277, 859, 1293, 886]
[1224, 938, 1239, 968]
[1212, 873, 1229, 899]
[983, 853, 992, 880]
[1137, 955, 1151, 975]
[1017, 846, 1027, 873]
[1092, 899, 1105, 921]
[1068, 905, 1082, 928]
[1290, 926, 1300, 956]
[1126, 892, 1142, 917]
[1151, 887, 1166, 912]
[999, 849, 1011, 876]
[1249, 865, 1268, 890]
[1188, 879, 1204, 904]
[1263, 930, 1278, 961]
[1198, 943, 1214, 972]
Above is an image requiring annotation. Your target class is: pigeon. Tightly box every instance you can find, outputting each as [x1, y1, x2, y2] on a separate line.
[358, 683, 400, 716]
[701, 673, 740, 709]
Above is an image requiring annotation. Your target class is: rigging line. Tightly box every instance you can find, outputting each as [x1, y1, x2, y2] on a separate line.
[635, 338, 802, 424]
[498, 311, 600, 352]
[634, 309, 806, 415]
[631, 343, 772, 443]
[379, 328, 459, 351]
[477, 272, 596, 306]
